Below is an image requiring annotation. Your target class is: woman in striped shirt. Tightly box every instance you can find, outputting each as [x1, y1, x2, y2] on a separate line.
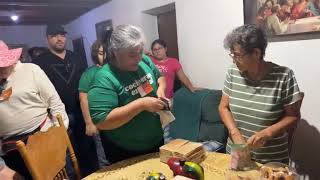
[219, 24, 302, 164]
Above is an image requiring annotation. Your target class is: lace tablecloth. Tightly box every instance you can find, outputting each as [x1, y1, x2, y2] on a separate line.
[83, 152, 261, 180]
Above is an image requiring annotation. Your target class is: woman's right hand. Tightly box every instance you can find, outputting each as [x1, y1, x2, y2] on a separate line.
[85, 123, 98, 136]
[140, 97, 167, 112]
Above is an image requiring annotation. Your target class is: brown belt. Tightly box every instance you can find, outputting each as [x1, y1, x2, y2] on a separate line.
[1, 116, 48, 154]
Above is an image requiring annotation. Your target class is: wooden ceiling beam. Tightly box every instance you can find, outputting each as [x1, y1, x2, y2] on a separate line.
[0, 0, 110, 25]
[0, 15, 76, 24]
[0, 1, 108, 8]
[0, 19, 74, 25]
[0, 10, 85, 17]
[0, 6, 93, 11]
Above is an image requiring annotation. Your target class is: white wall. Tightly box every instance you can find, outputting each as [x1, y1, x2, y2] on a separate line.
[65, 2, 113, 66]
[0, 25, 47, 47]
[66, 0, 319, 178]
[112, 0, 175, 50]
[174, 0, 244, 89]
[266, 40, 319, 125]
[65, 0, 167, 66]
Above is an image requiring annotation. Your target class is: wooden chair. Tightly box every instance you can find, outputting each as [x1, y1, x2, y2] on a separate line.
[288, 92, 305, 156]
[16, 114, 81, 180]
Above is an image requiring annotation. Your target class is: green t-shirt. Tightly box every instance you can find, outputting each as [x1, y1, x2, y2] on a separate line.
[88, 55, 163, 151]
[78, 65, 101, 93]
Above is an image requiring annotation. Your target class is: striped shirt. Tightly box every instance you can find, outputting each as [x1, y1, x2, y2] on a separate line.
[223, 63, 301, 164]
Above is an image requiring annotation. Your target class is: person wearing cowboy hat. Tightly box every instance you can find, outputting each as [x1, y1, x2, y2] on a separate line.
[0, 40, 69, 179]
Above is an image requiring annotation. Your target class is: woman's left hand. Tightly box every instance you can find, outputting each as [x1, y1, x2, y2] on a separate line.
[247, 129, 272, 149]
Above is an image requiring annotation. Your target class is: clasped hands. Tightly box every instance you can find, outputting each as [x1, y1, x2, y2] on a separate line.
[231, 128, 272, 159]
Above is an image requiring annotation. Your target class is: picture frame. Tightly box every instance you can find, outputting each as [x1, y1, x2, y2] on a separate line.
[243, 0, 320, 41]
[95, 19, 113, 43]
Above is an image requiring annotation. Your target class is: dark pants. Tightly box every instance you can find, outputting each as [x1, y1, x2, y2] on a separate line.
[100, 137, 164, 164]
[67, 113, 99, 177]
[1, 127, 40, 180]
[93, 134, 109, 167]
[2, 150, 32, 180]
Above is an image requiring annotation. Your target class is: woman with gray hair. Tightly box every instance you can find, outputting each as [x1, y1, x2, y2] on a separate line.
[219, 24, 302, 164]
[88, 24, 167, 163]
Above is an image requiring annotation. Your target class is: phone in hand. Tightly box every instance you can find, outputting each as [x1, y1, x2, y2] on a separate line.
[159, 97, 170, 111]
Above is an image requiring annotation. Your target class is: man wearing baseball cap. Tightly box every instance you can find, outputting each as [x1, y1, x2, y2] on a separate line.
[33, 24, 99, 176]
[0, 40, 69, 179]
[46, 24, 67, 36]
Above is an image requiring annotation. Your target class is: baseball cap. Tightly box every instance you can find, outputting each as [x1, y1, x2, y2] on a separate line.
[46, 24, 67, 36]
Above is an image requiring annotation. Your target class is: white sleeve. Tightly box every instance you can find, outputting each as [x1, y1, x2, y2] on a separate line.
[33, 65, 69, 129]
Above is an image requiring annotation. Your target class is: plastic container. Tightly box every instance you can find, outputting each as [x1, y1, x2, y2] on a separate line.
[230, 144, 252, 170]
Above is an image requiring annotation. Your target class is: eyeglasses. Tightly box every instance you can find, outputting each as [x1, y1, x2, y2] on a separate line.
[228, 52, 248, 61]
[152, 46, 164, 52]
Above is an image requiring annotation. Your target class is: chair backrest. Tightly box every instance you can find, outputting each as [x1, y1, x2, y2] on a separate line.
[171, 87, 228, 145]
[16, 114, 81, 180]
[288, 92, 305, 156]
[198, 89, 228, 145]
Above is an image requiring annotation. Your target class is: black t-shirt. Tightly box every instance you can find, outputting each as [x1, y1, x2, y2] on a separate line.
[33, 50, 86, 114]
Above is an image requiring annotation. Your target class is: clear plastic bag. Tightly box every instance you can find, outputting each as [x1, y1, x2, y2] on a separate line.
[230, 144, 252, 171]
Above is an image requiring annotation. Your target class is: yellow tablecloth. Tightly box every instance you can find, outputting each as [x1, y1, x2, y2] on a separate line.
[83, 152, 261, 180]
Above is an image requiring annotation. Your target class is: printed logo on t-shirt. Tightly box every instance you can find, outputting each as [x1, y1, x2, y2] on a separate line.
[124, 73, 154, 96]
[137, 81, 153, 97]
[155, 65, 168, 73]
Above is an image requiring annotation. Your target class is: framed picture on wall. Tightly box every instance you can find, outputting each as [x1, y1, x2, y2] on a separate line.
[95, 19, 113, 44]
[244, 0, 320, 41]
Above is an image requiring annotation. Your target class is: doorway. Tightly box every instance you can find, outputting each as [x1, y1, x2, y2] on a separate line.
[157, 9, 181, 91]
[157, 10, 179, 59]
[72, 37, 88, 68]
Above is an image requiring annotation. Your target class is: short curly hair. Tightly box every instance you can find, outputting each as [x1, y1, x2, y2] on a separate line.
[223, 24, 268, 59]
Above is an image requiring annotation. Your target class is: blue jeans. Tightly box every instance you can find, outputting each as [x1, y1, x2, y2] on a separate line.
[93, 134, 109, 167]
[67, 113, 99, 178]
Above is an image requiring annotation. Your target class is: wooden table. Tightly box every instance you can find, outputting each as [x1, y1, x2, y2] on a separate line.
[83, 152, 261, 180]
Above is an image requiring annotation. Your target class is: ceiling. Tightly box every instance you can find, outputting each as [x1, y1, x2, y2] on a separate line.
[0, 0, 111, 26]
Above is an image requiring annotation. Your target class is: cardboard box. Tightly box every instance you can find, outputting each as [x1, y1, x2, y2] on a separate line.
[160, 139, 206, 164]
